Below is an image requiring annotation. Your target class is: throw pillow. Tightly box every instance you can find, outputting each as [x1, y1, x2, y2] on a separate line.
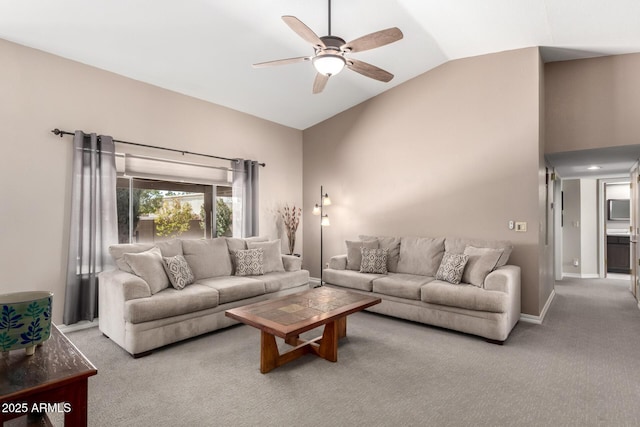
[247, 240, 285, 273]
[435, 252, 469, 285]
[346, 240, 379, 271]
[162, 255, 195, 290]
[109, 243, 154, 273]
[445, 237, 513, 268]
[233, 248, 264, 276]
[462, 246, 503, 288]
[123, 247, 170, 294]
[360, 248, 388, 274]
[359, 235, 401, 272]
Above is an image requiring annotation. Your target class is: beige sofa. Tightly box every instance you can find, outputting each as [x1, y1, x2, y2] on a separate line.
[99, 237, 309, 357]
[323, 235, 521, 343]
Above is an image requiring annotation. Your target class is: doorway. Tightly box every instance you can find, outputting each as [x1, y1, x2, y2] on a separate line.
[601, 179, 631, 282]
[546, 145, 640, 302]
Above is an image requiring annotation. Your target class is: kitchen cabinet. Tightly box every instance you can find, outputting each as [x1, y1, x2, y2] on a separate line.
[607, 235, 631, 274]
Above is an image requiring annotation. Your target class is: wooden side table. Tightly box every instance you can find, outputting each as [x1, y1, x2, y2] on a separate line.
[0, 324, 97, 426]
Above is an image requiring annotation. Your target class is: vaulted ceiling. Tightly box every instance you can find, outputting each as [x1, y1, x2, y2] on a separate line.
[2, 0, 640, 130]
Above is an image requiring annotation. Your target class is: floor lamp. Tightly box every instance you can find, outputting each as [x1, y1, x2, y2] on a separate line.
[312, 186, 331, 286]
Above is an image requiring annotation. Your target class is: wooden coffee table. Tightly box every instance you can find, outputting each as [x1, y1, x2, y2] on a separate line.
[225, 287, 381, 373]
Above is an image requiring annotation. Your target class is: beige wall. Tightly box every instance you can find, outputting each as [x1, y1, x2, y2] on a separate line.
[0, 39, 303, 324]
[546, 53, 640, 153]
[303, 47, 547, 316]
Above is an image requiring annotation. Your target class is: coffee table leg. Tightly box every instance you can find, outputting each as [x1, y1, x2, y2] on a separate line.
[317, 320, 339, 362]
[261, 331, 279, 373]
[337, 316, 347, 339]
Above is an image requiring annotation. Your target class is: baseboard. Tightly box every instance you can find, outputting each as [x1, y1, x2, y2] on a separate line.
[519, 289, 556, 325]
[562, 273, 599, 279]
[58, 319, 99, 334]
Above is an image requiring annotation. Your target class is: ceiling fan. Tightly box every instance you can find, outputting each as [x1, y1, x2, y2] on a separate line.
[253, 0, 403, 94]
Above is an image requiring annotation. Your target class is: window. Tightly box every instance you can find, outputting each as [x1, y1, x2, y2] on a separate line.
[116, 177, 233, 243]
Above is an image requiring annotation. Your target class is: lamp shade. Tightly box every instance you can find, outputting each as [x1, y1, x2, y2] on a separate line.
[312, 204, 321, 215]
[312, 54, 346, 76]
[321, 215, 330, 226]
[323, 194, 332, 206]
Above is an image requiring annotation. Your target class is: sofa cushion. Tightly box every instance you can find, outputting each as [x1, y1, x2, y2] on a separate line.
[162, 254, 195, 290]
[435, 252, 469, 285]
[396, 236, 445, 276]
[462, 246, 503, 288]
[110, 243, 154, 273]
[256, 270, 310, 293]
[182, 238, 233, 280]
[197, 276, 266, 304]
[154, 239, 183, 258]
[124, 284, 220, 324]
[421, 281, 507, 313]
[123, 247, 170, 294]
[226, 238, 248, 253]
[445, 237, 513, 267]
[359, 235, 401, 272]
[233, 248, 264, 276]
[247, 240, 284, 273]
[360, 248, 388, 274]
[372, 273, 434, 300]
[346, 239, 379, 270]
[323, 269, 382, 292]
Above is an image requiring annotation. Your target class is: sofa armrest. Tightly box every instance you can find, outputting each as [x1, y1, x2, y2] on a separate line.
[329, 255, 347, 270]
[485, 265, 521, 332]
[99, 269, 152, 301]
[282, 254, 302, 272]
[484, 265, 520, 294]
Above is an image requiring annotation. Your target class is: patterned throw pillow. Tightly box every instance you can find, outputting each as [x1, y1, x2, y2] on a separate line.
[360, 248, 388, 274]
[162, 255, 195, 290]
[435, 252, 469, 285]
[234, 248, 264, 276]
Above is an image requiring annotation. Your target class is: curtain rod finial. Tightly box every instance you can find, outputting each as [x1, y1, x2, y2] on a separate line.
[51, 128, 62, 137]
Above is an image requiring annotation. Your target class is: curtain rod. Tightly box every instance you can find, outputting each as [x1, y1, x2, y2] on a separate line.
[51, 128, 266, 167]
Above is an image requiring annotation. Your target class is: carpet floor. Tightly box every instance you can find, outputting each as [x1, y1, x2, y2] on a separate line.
[61, 277, 640, 426]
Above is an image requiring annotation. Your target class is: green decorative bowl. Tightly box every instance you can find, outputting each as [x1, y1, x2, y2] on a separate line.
[0, 291, 53, 356]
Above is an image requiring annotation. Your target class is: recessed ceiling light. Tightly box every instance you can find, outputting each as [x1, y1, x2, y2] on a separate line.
[587, 165, 601, 170]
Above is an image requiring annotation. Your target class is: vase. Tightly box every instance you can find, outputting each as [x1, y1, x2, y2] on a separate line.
[0, 291, 53, 356]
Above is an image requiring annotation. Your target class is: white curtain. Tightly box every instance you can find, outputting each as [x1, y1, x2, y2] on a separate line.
[64, 131, 118, 324]
[232, 159, 259, 237]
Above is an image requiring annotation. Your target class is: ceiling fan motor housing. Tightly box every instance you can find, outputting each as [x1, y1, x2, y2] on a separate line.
[319, 35, 346, 52]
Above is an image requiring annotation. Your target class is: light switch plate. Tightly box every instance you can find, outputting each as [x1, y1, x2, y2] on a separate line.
[515, 222, 527, 232]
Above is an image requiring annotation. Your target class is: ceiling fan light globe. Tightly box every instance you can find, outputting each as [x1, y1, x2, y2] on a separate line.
[312, 54, 346, 76]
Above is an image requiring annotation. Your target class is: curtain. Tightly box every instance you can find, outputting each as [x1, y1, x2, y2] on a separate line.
[232, 159, 259, 237]
[63, 131, 118, 324]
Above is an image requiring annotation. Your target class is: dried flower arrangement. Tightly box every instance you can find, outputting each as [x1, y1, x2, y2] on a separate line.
[280, 204, 302, 255]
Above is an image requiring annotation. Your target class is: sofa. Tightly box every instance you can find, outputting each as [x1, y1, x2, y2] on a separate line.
[98, 237, 310, 357]
[323, 235, 521, 343]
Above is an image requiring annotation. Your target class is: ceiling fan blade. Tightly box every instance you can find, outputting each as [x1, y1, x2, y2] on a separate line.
[282, 16, 326, 49]
[313, 73, 329, 94]
[347, 59, 394, 82]
[341, 27, 403, 53]
[253, 56, 311, 68]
